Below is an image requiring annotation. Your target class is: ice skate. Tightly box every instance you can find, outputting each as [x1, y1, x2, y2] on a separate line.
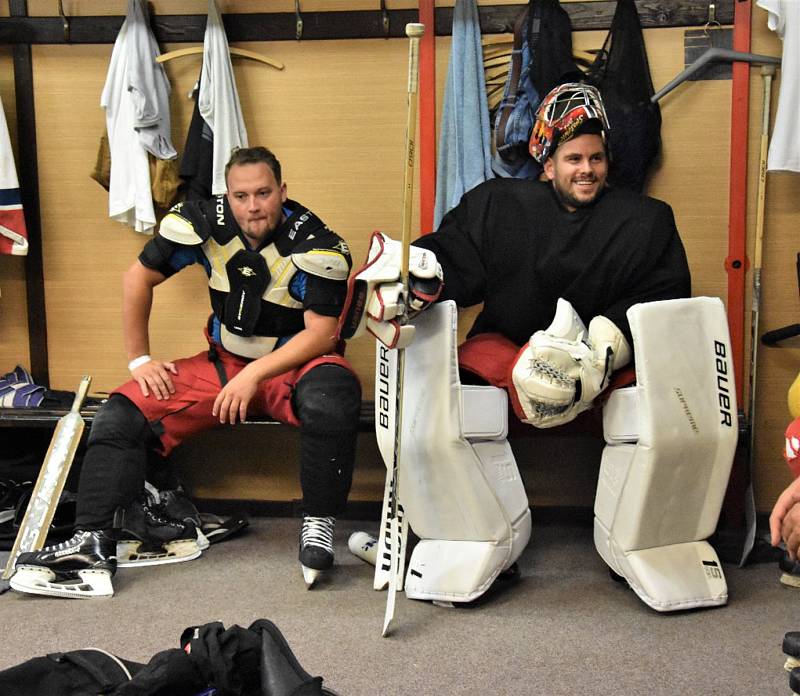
[9, 529, 116, 599]
[785, 632, 800, 672]
[299, 516, 335, 588]
[779, 551, 800, 589]
[153, 484, 210, 550]
[116, 496, 202, 567]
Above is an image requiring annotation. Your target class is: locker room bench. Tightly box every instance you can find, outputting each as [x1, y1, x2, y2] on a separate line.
[0, 401, 377, 431]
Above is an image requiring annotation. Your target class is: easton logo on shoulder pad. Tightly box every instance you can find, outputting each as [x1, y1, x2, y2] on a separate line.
[238, 265, 257, 277]
[289, 212, 311, 240]
[334, 239, 350, 256]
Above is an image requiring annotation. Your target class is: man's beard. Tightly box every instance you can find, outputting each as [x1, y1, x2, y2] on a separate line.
[553, 179, 604, 210]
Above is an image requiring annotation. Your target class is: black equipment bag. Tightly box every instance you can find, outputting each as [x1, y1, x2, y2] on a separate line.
[0, 649, 142, 695]
[584, 0, 662, 192]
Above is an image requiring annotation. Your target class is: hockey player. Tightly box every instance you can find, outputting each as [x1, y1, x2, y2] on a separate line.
[11, 146, 361, 598]
[344, 82, 690, 432]
[342, 83, 736, 610]
[769, 372, 800, 586]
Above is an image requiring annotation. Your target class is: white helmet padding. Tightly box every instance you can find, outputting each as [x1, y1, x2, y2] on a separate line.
[593, 297, 737, 611]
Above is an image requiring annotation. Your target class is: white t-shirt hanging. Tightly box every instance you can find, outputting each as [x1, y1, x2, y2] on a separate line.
[756, 0, 800, 173]
[199, 0, 248, 195]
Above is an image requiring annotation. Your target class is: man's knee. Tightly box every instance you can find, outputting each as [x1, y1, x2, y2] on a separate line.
[294, 365, 361, 433]
[88, 394, 154, 447]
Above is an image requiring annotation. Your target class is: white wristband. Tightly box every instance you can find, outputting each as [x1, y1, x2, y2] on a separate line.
[128, 355, 152, 372]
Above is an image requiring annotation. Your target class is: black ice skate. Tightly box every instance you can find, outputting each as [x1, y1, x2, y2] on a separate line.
[779, 550, 800, 589]
[785, 631, 800, 672]
[116, 496, 202, 567]
[299, 516, 335, 587]
[151, 484, 210, 550]
[9, 529, 116, 599]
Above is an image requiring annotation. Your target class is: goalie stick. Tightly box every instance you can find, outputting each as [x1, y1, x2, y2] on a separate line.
[381, 21, 424, 638]
[2, 376, 92, 580]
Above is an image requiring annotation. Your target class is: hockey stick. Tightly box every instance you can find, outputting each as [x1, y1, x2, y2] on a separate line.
[2, 376, 92, 580]
[741, 64, 776, 565]
[381, 21, 424, 638]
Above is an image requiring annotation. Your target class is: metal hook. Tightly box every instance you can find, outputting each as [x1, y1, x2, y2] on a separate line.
[58, 0, 70, 42]
[380, 0, 389, 37]
[295, 0, 303, 40]
[703, 3, 721, 37]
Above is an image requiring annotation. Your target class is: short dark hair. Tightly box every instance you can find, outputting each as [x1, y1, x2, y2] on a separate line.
[225, 146, 282, 184]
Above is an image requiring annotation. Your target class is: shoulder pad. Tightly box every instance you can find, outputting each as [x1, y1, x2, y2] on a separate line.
[158, 202, 210, 246]
[291, 235, 352, 281]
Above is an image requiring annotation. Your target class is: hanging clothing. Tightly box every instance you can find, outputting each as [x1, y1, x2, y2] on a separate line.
[585, 0, 661, 192]
[433, 0, 494, 228]
[0, 95, 27, 256]
[756, 0, 799, 173]
[179, 81, 215, 201]
[100, 0, 177, 234]
[199, 0, 249, 195]
[492, 0, 583, 180]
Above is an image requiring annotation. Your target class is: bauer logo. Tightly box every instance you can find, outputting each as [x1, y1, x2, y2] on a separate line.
[714, 340, 733, 427]
[378, 345, 391, 430]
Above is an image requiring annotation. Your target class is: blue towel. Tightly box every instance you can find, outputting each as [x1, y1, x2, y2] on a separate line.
[433, 0, 494, 229]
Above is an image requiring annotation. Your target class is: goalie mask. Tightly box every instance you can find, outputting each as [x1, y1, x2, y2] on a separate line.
[529, 83, 610, 164]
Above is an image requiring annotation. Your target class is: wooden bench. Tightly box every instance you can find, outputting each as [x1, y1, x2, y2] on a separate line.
[0, 401, 376, 431]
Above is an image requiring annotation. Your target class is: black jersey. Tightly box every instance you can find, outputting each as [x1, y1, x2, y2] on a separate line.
[414, 178, 690, 345]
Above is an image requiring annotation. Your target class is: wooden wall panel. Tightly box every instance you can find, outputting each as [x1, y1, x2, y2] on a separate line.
[0, 47, 30, 374]
[7, 2, 798, 512]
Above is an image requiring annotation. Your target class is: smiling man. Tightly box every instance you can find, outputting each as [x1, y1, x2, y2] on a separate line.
[11, 147, 361, 599]
[338, 82, 696, 608]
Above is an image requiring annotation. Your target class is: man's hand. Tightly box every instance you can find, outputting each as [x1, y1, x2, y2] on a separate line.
[212, 365, 259, 424]
[770, 477, 800, 559]
[131, 359, 177, 400]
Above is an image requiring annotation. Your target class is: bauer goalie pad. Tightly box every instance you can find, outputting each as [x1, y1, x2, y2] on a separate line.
[593, 297, 737, 612]
[376, 301, 531, 603]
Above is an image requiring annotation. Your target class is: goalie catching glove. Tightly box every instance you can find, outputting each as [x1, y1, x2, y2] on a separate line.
[338, 231, 443, 349]
[510, 298, 631, 428]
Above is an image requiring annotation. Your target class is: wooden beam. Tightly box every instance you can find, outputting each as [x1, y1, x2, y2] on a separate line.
[10, 0, 48, 387]
[725, 0, 752, 405]
[0, 2, 735, 45]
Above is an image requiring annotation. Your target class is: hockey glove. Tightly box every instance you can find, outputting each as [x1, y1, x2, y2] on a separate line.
[338, 231, 443, 349]
[509, 298, 631, 428]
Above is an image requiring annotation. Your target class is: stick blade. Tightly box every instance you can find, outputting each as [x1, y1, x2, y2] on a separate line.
[381, 517, 400, 637]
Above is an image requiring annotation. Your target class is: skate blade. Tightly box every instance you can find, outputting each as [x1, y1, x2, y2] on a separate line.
[780, 572, 800, 589]
[117, 539, 202, 567]
[302, 564, 323, 588]
[10, 566, 113, 599]
[196, 529, 211, 551]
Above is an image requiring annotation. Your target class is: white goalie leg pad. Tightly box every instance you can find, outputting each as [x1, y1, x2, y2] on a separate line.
[378, 301, 531, 603]
[593, 297, 737, 612]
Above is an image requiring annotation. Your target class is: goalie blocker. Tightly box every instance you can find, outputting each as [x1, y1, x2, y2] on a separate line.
[337, 231, 442, 350]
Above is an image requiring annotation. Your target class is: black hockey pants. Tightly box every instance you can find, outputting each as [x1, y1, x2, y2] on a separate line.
[74, 364, 360, 530]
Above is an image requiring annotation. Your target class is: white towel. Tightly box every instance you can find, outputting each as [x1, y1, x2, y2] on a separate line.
[199, 0, 249, 195]
[101, 0, 176, 233]
[433, 0, 494, 228]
